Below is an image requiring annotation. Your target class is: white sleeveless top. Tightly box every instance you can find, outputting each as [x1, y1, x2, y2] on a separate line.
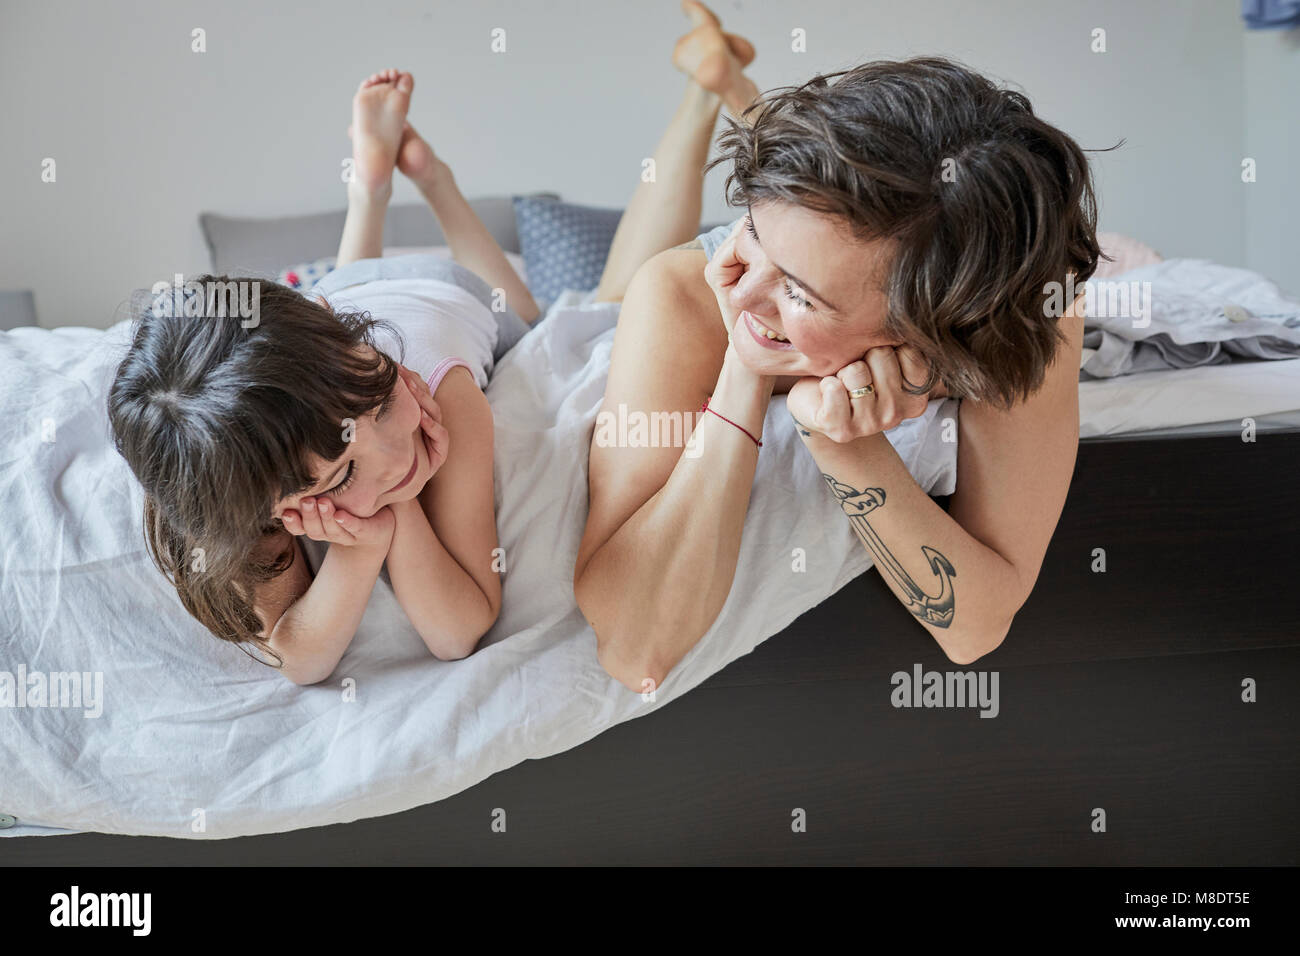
[319, 276, 499, 395]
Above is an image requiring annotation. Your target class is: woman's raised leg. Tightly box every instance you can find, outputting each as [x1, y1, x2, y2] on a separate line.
[593, 0, 761, 303]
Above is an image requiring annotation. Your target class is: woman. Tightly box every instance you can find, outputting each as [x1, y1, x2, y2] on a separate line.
[574, 3, 1101, 690]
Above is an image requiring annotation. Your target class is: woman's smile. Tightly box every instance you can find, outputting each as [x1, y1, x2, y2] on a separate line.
[742, 310, 795, 350]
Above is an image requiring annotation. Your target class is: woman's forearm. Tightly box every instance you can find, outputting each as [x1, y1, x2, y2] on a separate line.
[385, 498, 497, 660]
[269, 540, 388, 685]
[577, 349, 774, 692]
[795, 424, 1018, 664]
[413, 165, 540, 322]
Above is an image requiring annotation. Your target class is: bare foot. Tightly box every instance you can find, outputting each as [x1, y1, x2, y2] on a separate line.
[672, 0, 756, 113]
[395, 122, 448, 191]
[349, 68, 414, 197]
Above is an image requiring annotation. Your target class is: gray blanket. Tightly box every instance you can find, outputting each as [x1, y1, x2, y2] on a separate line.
[1077, 258, 1300, 379]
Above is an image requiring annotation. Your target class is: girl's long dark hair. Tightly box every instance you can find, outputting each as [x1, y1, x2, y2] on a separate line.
[107, 277, 400, 665]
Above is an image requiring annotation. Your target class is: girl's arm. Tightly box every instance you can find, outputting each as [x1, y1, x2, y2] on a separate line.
[384, 367, 502, 659]
[253, 503, 396, 685]
[408, 160, 541, 323]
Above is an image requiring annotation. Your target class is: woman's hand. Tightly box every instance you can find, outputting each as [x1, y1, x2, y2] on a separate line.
[396, 365, 450, 479]
[787, 344, 946, 443]
[706, 221, 778, 400]
[703, 218, 750, 342]
[281, 496, 396, 552]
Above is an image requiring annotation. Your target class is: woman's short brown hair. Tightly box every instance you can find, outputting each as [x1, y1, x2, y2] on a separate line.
[711, 56, 1112, 409]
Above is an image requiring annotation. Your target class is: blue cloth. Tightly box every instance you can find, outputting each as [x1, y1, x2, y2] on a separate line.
[515, 195, 733, 311]
[1241, 0, 1300, 28]
[512, 196, 624, 309]
[697, 217, 744, 263]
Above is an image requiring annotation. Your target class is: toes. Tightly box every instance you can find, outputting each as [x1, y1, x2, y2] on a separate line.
[358, 68, 410, 92]
[682, 0, 721, 29]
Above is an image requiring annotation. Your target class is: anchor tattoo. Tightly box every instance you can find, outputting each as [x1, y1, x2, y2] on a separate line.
[821, 474, 956, 628]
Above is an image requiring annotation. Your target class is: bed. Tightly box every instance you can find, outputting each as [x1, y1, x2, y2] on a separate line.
[2, 197, 1296, 863]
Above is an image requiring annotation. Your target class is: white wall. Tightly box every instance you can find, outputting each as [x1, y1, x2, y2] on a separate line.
[1243, 24, 1300, 297]
[1, 0, 1286, 329]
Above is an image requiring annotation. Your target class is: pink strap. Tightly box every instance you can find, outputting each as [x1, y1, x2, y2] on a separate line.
[427, 357, 472, 394]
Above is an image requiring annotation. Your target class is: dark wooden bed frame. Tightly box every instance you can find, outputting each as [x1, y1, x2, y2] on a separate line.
[7, 429, 1298, 865]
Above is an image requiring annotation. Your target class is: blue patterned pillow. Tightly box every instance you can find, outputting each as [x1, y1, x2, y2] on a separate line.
[512, 196, 624, 306]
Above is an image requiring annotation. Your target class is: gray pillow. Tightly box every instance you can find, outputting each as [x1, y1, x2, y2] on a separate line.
[199, 193, 558, 277]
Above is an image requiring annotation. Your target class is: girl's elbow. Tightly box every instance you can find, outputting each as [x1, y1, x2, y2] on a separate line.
[266, 629, 344, 686]
[426, 602, 498, 661]
[281, 659, 338, 686]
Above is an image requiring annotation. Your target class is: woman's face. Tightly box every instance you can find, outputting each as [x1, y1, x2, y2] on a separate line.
[272, 358, 432, 521]
[725, 200, 905, 377]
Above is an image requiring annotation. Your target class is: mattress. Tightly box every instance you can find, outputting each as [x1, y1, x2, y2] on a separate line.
[1079, 356, 1300, 439]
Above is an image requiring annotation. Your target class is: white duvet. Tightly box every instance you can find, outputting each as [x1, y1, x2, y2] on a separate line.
[0, 292, 959, 838]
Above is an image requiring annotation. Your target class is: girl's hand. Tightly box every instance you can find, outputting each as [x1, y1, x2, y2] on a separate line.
[281, 496, 396, 552]
[396, 365, 450, 478]
[787, 344, 945, 443]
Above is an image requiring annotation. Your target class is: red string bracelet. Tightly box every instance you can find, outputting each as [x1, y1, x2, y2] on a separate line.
[701, 396, 762, 447]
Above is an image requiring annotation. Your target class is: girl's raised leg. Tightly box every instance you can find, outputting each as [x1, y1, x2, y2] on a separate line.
[593, 0, 761, 304]
[397, 127, 541, 322]
[336, 69, 412, 268]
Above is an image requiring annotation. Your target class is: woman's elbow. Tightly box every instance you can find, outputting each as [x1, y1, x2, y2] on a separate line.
[940, 620, 1011, 666]
[583, 597, 686, 694]
[595, 631, 671, 695]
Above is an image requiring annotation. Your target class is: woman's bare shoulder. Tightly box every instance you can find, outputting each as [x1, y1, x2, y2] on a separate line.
[625, 246, 723, 339]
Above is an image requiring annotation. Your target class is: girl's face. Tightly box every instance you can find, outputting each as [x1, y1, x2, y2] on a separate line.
[273, 358, 432, 521]
[725, 201, 907, 377]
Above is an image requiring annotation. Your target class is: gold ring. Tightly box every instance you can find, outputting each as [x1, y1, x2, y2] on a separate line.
[849, 384, 874, 399]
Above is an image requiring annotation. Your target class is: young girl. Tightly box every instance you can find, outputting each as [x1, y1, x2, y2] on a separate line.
[108, 2, 755, 685]
[109, 65, 546, 684]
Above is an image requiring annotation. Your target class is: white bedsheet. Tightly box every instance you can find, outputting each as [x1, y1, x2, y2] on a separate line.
[0, 293, 960, 838]
[1079, 355, 1300, 438]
